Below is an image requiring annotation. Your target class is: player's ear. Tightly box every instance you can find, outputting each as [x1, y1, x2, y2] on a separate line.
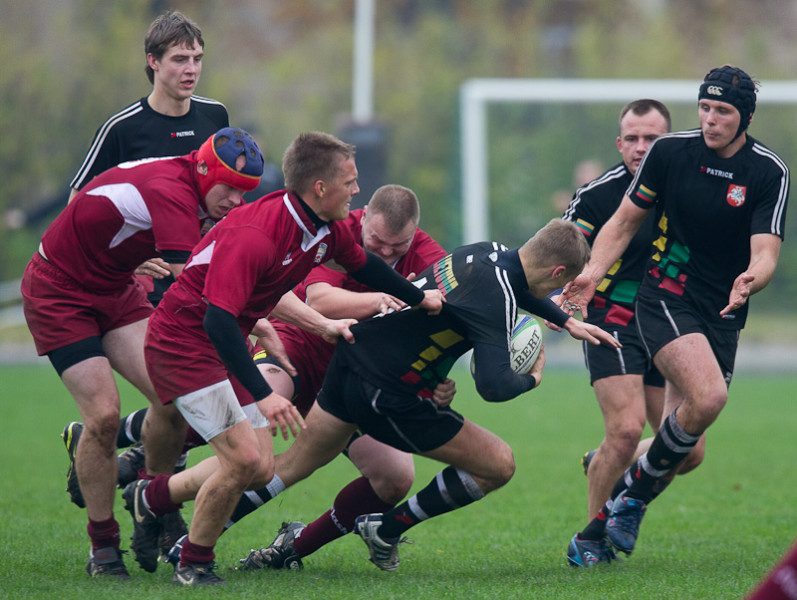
[314, 179, 326, 197]
[552, 265, 566, 279]
[196, 160, 208, 176]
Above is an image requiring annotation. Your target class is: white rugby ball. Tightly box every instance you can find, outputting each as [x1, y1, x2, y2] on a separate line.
[470, 314, 543, 376]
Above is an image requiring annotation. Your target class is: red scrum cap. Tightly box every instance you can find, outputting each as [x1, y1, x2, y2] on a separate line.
[196, 127, 264, 198]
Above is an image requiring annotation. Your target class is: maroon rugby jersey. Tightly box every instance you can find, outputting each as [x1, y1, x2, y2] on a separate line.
[160, 191, 367, 335]
[270, 208, 447, 414]
[41, 154, 209, 292]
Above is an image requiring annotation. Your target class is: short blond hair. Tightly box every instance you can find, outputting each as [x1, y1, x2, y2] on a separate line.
[282, 132, 356, 195]
[519, 218, 590, 280]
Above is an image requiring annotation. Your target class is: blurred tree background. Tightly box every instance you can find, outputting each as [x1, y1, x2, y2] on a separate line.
[2, 0, 796, 319]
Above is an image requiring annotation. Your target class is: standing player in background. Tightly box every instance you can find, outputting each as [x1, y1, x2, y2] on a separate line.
[562, 99, 702, 567]
[21, 128, 264, 579]
[562, 66, 789, 561]
[69, 10, 228, 201]
[233, 184, 449, 570]
[127, 132, 444, 585]
[59, 10, 229, 550]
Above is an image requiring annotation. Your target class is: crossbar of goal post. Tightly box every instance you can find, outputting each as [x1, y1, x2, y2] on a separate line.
[459, 78, 797, 245]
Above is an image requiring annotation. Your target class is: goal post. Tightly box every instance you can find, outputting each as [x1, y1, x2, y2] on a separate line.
[459, 78, 797, 244]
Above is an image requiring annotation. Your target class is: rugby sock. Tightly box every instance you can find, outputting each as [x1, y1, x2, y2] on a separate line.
[579, 500, 613, 541]
[87, 516, 121, 551]
[294, 476, 393, 558]
[626, 409, 700, 503]
[581, 453, 676, 541]
[117, 408, 146, 448]
[223, 475, 286, 531]
[179, 538, 214, 567]
[143, 474, 182, 515]
[378, 467, 485, 539]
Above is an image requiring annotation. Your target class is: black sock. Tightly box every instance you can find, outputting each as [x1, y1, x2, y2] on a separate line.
[378, 467, 484, 539]
[117, 408, 147, 448]
[223, 475, 285, 532]
[626, 409, 700, 503]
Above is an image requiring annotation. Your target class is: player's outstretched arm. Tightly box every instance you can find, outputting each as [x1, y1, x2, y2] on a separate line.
[720, 233, 781, 316]
[272, 290, 356, 343]
[307, 281, 406, 320]
[563, 319, 621, 348]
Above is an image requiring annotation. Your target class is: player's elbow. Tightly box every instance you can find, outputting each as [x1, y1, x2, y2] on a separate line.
[475, 381, 514, 403]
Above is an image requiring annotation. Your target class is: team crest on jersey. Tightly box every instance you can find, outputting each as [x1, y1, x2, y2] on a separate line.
[314, 243, 328, 264]
[726, 184, 746, 207]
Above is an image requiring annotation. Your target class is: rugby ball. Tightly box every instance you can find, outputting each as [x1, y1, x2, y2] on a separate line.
[470, 314, 543, 376]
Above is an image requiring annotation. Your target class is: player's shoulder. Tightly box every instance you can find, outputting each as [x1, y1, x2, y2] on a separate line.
[650, 129, 702, 153]
[572, 163, 629, 199]
[190, 95, 229, 120]
[748, 137, 790, 175]
[93, 98, 148, 135]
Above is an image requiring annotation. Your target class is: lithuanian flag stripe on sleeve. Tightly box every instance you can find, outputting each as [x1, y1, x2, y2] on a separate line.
[635, 184, 657, 204]
[575, 219, 594, 236]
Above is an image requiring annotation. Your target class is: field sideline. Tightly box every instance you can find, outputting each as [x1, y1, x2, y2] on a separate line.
[1, 363, 794, 599]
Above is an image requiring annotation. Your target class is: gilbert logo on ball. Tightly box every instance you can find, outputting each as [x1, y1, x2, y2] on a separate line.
[471, 314, 543, 376]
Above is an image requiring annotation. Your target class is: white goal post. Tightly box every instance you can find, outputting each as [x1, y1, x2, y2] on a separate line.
[459, 78, 797, 244]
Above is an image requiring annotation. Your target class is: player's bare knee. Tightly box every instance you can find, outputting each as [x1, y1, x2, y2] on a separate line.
[489, 444, 516, 489]
[83, 411, 121, 451]
[371, 471, 415, 504]
[607, 425, 644, 463]
[225, 449, 263, 488]
[248, 462, 275, 489]
[693, 387, 728, 425]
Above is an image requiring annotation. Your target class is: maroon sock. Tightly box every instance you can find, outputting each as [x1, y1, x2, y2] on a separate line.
[179, 538, 215, 567]
[136, 467, 155, 481]
[87, 517, 120, 552]
[294, 477, 393, 558]
[144, 473, 183, 515]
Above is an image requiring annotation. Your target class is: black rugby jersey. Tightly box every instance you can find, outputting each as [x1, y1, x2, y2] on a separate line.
[336, 242, 567, 401]
[628, 129, 789, 329]
[70, 95, 229, 190]
[564, 163, 659, 326]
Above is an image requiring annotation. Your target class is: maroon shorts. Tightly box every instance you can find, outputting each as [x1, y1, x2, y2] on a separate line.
[145, 311, 255, 407]
[265, 320, 334, 416]
[21, 252, 152, 355]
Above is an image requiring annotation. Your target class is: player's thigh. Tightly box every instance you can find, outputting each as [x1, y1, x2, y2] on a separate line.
[593, 374, 647, 437]
[276, 402, 357, 487]
[655, 333, 727, 407]
[419, 419, 514, 487]
[102, 317, 158, 399]
[255, 358, 297, 400]
[347, 434, 414, 482]
[61, 355, 122, 427]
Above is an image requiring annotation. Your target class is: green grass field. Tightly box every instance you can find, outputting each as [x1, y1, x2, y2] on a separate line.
[1, 363, 794, 599]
